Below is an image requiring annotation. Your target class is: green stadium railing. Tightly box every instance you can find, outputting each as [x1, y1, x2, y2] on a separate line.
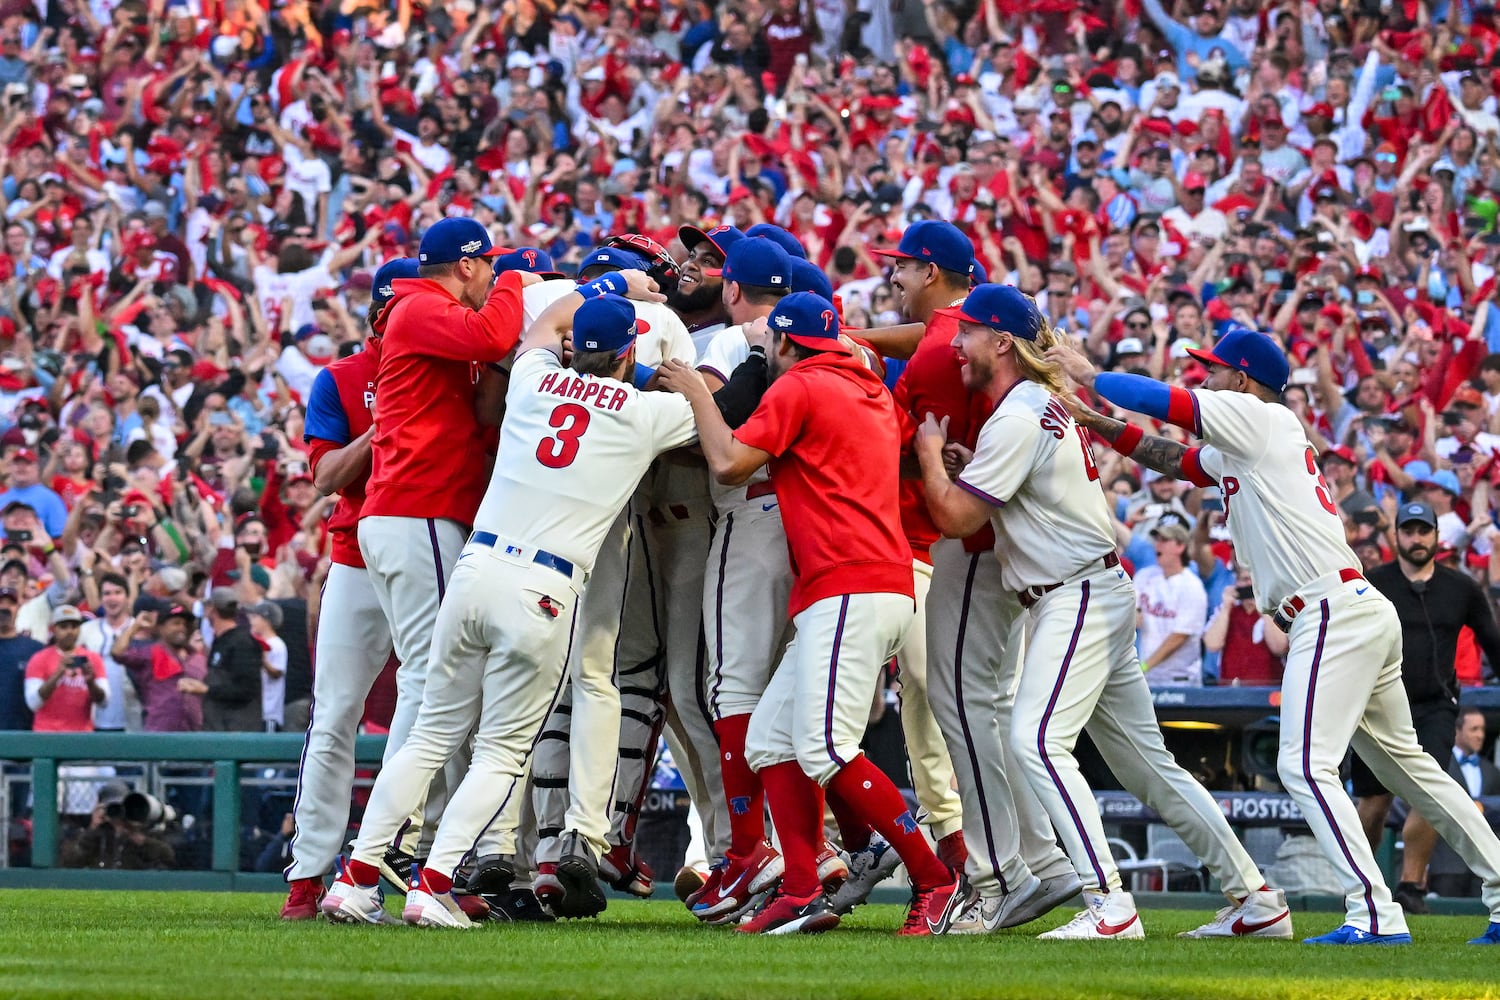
[0, 731, 387, 891]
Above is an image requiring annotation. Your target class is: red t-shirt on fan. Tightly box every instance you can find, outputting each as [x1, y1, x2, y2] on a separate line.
[735, 352, 914, 617]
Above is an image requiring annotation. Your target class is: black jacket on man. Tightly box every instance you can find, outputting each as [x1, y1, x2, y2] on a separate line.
[1366, 562, 1500, 703]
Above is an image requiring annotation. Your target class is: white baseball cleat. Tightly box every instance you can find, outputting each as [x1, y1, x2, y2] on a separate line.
[946, 874, 1043, 935]
[1038, 889, 1145, 940]
[1179, 888, 1293, 939]
[401, 887, 474, 929]
[320, 877, 393, 925]
[1002, 871, 1083, 928]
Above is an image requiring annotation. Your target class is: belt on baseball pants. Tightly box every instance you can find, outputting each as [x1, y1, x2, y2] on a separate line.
[745, 481, 775, 501]
[1272, 567, 1364, 633]
[1017, 552, 1120, 609]
[468, 531, 583, 583]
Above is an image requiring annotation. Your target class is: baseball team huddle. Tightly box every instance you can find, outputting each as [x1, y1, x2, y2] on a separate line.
[276, 210, 1500, 944]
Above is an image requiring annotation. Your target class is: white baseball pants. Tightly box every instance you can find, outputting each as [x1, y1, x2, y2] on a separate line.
[1010, 567, 1261, 899]
[703, 502, 795, 721]
[1277, 576, 1500, 934]
[925, 539, 1072, 898]
[894, 558, 964, 839]
[284, 562, 394, 881]
[350, 540, 580, 878]
[746, 592, 915, 786]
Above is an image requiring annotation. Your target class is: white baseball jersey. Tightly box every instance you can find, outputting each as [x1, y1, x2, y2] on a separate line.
[1190, 390, 1358, 611]
[471, 349, 698, 572]
[522, 280, 695, 367]
[957, 380, 1116, 593]
[697, 324, 771, 508]
[1134, 565, 1206, 686]
[688, 321, 728, 361]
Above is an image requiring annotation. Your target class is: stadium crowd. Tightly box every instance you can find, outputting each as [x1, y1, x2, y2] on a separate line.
[0, 0, 1494, 716]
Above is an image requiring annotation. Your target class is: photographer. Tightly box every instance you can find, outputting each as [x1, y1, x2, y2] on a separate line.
[23, 605, 107, 732]
[1353, 502, 1500, 914]
[60, 781, 175, 871]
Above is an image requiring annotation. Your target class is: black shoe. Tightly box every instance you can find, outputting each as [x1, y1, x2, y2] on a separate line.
[377, 846, 416, 893]
[464, 854, 516, 897]
[555, 831, 608, 919]
[484, 886, 556, 923]
[1393, 882, 1430, 915]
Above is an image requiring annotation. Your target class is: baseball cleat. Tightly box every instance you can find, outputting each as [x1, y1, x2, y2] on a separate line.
[1001, 871, 1083, 929]
[1038, 889, 1145, 940]
[816, 844, 850, 894]
[1179, 888, 1293, 939]
[675, 864, 709, 903]
[599, 844, 655, 898]
[554, 831, 608, 919]
[946, 874, 1045, 936]
[898, 875, 964, 937]
[533, 861, 564, 911]
[402, 886, 474, 929]
[321, 876, 393, 925]
[1302, 925, 1411, 945]
[1468, 921, 1500, 944]
[484, 886, 556, 923]
[377, 845, 416, 895]
[453, 892, 491, 921]
[735, 891, 841, 935]
[692, 840, 783, 921]
[685, 859, 726, 910]
[463, 854, 516, 897]
[829, 835, 901, 915]
[279, 877, 325, 921]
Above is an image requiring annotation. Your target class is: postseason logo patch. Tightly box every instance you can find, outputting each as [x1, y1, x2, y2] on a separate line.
[773, 314, 794, 328]
[460, 239, 484, 254]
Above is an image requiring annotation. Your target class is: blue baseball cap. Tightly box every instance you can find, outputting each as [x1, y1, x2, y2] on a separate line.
[1397, 501, 1438, 529]
[679, 224, 744, 261]
[745, 224, 808, 260]
[789, 258, 834, 300]
[1186, 326, 1290, 392]
[372, 257, 420, 305]
[871, 219, 975, 277]
[574, 295, 638, 358]
[707, 238, 792, 290]
[579, 246, 649, 274]
[935, 283, 1044, 341]
[494, 246, 565, 279]
[417, 217, 511, 265]
[768, 291, 848, 354]
[970, 258, 988, 286]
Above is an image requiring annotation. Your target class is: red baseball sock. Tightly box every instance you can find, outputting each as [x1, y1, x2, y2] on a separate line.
[827, 788, 871, 855]
[346, 859, 380, 887]
[713, 715, 765, 859]
[827, 754, 951, 891]
[759, 760, 825, 898]
[418, 867, 452, 894]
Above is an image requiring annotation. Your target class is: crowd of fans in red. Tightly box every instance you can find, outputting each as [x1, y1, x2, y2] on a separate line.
[0, 0, 1498, 732]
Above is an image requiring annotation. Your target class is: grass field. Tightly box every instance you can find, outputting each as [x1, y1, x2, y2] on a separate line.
[2, 891, 1497, 1000]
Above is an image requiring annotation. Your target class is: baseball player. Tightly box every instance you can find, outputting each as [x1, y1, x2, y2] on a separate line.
[881, 222, 1079, 932]
[323, 278, 697, 928]
[916, 287, 1286, 941]
[658, 291, 960, 937]
[1053, 325, 1500, 946]
[355, 217, 526, 881]
[279, 256, 416, 920]
[671, 224, 739, 356]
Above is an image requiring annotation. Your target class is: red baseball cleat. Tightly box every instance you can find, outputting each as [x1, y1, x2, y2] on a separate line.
[600, 844, 655, 898]
[736, 891, 841, 935]
[898, 876, 964, 937]
[279, 877, 325, 921]
[692, 841, 783, 921]
[816, 844, 850, 894]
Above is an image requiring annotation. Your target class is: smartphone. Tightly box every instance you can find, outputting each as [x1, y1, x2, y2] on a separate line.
[121, 504, 140, 519]
[70, 654, 88, 669]
[1356, 290, 1374, 305]
[8, 530, 30, 543]
[1235, 585, 1254, 601]
[1263, 268, 1283, 285]
[208, 412, 234, 428]
[1442, 411, 1464, 427]
[1290, 367, 1318, 386]
[1201, 495, 1224, 513]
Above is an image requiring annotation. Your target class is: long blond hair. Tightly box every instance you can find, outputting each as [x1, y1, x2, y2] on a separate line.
[1010, 314, 1069, 397]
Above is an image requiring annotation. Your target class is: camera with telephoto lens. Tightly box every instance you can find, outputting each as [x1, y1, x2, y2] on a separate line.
[104, 791, 177, 830]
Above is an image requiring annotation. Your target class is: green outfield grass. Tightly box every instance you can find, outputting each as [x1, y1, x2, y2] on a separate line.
[1, 891, 1496, 1000]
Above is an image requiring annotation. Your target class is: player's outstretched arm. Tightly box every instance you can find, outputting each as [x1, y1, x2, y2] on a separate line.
[657, 359, 771, 485]
[1062, 393, 1214, 486]
[915, 412, 994, 538]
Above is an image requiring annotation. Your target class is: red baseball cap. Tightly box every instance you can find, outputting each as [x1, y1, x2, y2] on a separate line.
[1318, 445, 1358, 466]
[1183, 172, 1208, 190]
[10, 448, 37, 463]
[1305, 102, 1334, 119]
[1452, 386, 1485, 408]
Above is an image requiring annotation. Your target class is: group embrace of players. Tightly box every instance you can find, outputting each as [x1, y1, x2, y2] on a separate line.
[278, 213, 1500, 944]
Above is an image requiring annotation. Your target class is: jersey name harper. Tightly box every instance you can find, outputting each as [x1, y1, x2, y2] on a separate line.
[537, 370, 632, 412]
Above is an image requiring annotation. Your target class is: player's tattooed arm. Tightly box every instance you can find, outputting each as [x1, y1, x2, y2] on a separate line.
[1064, 394, 1192, 481]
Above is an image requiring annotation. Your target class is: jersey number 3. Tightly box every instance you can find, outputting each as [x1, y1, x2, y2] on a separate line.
[1303, 446, 1337, 516]
[537, 403, 591, 469]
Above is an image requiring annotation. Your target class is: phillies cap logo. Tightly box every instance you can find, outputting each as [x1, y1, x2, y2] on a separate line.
[522, 249, 538, 267]
[821, 309, 836, 332]
[710, 226, 731, 235]
[460, 239, 483, 254]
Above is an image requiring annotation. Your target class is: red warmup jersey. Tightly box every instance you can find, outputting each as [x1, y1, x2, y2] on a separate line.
[735, 352, 914, 617]
[362, 272, 527, 525]
[892, 310, 997, 563]
[304, 343, 381, 568]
